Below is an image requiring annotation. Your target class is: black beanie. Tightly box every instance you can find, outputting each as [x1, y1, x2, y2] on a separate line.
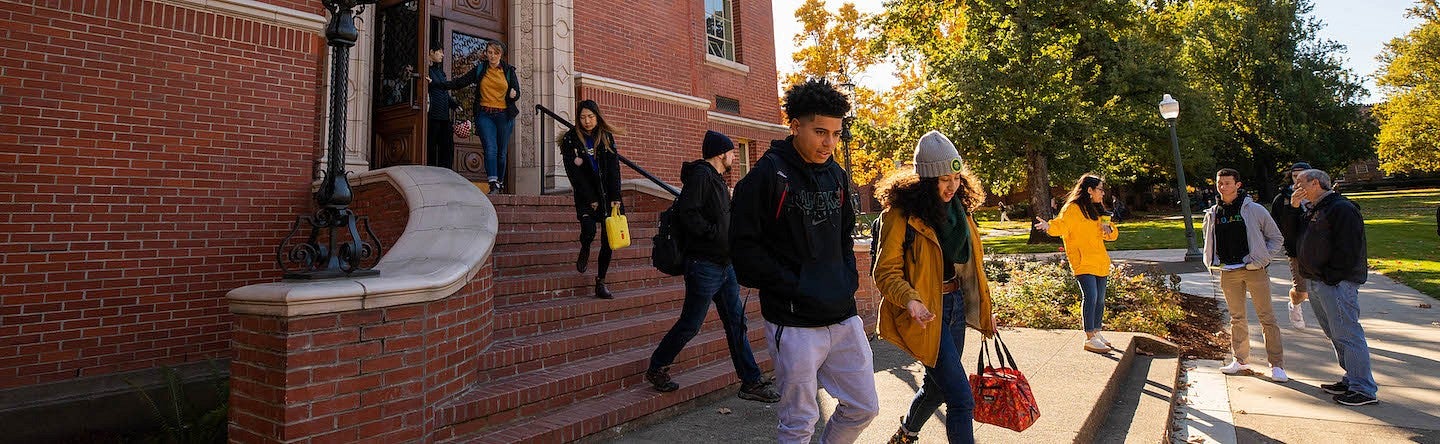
[1290, 161, 1312, 171]
[702, 130, 734, 159]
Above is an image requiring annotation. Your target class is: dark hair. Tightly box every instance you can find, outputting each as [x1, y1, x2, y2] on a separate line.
[1216, 168, 1242, 182]
[568, 99, 620, 152]
[486, 39, 506, 56]
[782, 78, 850, 121]
[1063, 174, 1107, 220]
[877, 169, 985, 232]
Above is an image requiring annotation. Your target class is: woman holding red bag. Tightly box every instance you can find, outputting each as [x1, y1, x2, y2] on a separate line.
[874, 131, 996, 444]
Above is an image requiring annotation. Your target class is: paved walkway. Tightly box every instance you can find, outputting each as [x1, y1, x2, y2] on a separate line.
[1113, 249, 1440, 444]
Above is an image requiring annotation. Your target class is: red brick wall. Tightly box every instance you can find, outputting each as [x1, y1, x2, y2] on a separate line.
[0, 0, 322, 389]
[349, 180, 410, 256]
[228, 263, 494, 443]
[574, 0, 785, 178]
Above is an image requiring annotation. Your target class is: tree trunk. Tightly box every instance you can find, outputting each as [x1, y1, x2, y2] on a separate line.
[1025, 145, 1061, 244]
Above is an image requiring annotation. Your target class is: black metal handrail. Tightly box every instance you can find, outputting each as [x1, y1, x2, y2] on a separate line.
[534, 104, 680, 197]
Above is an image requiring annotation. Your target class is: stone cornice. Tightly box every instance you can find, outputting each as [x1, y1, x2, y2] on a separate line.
[707, 111, 790, 134]
[575, 73, 711, 110]
[155, 0, 326, 33]
[227, 166, 498, 317]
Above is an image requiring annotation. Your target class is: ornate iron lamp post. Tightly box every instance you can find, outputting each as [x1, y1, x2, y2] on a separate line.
[1159, 94, 1202, 263]
[277, 0, 383, 279]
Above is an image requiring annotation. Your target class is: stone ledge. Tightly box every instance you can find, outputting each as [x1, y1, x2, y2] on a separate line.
[227, 166, 498, 317]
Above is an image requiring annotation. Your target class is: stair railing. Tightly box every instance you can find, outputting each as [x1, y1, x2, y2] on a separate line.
[534, 104, 681, 197]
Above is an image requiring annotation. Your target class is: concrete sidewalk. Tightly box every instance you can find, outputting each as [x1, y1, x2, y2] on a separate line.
[1114, 249, 1440, 444]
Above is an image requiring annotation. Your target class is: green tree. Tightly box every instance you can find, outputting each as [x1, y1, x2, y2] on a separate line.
[1374, 0, 1440, 174]
[1168, 0, 1375, 195]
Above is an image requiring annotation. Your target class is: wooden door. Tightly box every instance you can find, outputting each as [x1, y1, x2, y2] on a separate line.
[371, 0, 428, 169]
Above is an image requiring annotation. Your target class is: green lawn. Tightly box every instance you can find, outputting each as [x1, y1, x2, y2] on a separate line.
[972, 189, 1440, 300]
[1348, 188, 1440, 300]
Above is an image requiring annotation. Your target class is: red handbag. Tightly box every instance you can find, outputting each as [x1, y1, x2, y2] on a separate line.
[453, 119, 473, 139]
[970, 332, 1041, 432]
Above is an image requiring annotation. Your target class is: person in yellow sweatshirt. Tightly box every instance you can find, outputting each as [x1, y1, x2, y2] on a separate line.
[874, 131, 996, 444]
[1033, 174, 1119, 353]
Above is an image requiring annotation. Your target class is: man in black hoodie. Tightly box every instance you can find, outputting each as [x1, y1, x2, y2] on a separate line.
[1271, 162, 1313, 328]
[730, 79, 875, 443]
[644, 131, 780, 403]
[1294, 169, 1378, 406]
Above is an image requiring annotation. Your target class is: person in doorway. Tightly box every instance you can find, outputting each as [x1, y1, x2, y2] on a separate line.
[1270, 162, 1315, 328]
[729, 79, 876, 444]
[1203, 168, 1288, 382]
[450, 39, 520, 193]
[558, 100, 622, 299]
[644, 130, 780, 403]
[1033, 175, 1120, 353]
[1294, 169, 1378, 406]
[424, 49, 463, 170]
[874, 131, 996, 444]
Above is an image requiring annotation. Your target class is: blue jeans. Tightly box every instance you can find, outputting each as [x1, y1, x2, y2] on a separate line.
[1308, 279, 1378, 398]
[1077, 274, 1108, 332]
[475, 111, 513, 182]
[901, 290, 975, 443]
[648, 259, 762, 384]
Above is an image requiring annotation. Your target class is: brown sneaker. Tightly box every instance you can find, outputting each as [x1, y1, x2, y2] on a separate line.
[737, 379, 780, 403]
[887, 424, 919, 444]
[645, 367, 678, 392]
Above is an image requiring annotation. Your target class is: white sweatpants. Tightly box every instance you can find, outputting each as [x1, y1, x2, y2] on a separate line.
[765, 316, 879, 444]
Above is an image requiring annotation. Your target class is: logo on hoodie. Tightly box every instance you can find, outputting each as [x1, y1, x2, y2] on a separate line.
[792, 189, 845, 226]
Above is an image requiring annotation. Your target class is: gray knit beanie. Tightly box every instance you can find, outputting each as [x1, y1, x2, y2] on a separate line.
[913, 130, 964, 178]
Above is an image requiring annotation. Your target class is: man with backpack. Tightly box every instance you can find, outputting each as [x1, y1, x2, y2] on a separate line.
[644, 130, 780, 403]
[730, 79, 877, 443]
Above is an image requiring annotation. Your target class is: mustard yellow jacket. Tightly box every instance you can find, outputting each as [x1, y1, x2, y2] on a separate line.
[874, 208, 995, 368]
[1045, 203, 1119, 277]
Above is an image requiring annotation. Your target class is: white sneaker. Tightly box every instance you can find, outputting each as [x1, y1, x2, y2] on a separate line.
[1084, 337, 1110, 353]
[1220, 360, 1248, 374]
[1094, 332, 1113, 347]
[1270, 366, 1289, 383]
[1288, 301, 1307, 329]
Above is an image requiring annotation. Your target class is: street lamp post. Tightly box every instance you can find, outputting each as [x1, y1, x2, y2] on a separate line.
[276, 0, 384, 279]
[1159, 94, 1203, 262]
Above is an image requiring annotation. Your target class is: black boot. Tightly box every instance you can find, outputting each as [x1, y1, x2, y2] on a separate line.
[594, 277, 613, 299]
[576, 243, 590, 273]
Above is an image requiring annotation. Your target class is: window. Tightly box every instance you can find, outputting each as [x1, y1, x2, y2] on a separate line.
[735, 140, 751, 177]
[1356, 162, 1369, 174]
[706, 0, 736, 61]
[715, 95, 740, 114]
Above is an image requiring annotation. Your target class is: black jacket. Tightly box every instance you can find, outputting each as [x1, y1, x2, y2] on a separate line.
[558, 130, 622, 218]
[1296, 192, 1367, 286]
[676, 160, 731, 264]
[448, 61, 521, 120]
[730, 138, 858, 327]
[1269, 186, 1308, 257]
[427, 64, 461, 122]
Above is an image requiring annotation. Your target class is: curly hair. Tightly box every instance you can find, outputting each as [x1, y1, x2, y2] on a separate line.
[876, 169, 985, 231]
[1063, 174, 1108, 220]
[783, 78, 850, 121]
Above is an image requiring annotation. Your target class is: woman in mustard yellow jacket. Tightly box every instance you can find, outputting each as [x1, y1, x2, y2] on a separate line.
[1033, 174, 1119, 353]
[874, 131, 995, 444]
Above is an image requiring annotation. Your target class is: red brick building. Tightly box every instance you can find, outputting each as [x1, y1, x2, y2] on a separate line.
[1, 0, 804, 441]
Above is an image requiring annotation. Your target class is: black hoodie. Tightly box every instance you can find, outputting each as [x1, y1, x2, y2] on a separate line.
[1296, 192, 1367, 286]
[1269, 186, 1308, 257]
[729, 137, 858, 327]
[676, 160, 731, 264]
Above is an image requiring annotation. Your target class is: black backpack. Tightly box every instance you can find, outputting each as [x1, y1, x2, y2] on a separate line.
[868, 216, 916, 277]
[652, 201, 685, 276]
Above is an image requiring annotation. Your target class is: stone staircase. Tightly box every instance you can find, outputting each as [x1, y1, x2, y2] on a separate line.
[431, 191, 772, 443]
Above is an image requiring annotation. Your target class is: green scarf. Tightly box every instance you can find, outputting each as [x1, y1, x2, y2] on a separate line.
[936, 199, 972, 265]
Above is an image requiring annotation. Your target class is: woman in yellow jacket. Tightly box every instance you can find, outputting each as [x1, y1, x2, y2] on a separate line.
[874, 131, 995, 444]
[1033, 174, 1119, 353]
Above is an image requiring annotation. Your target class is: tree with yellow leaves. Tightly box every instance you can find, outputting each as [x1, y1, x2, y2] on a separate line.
[1374, 0, 1440, 174]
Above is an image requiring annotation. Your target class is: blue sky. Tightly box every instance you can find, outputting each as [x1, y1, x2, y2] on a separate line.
[772, 0, 1423, 103]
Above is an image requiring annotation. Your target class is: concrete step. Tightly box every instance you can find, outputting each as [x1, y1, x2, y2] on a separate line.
[492, 282, 749, 341]
[1091, 337, 1182, 443]
[436, 328, 771, 443]
[493, 264, 682, 305]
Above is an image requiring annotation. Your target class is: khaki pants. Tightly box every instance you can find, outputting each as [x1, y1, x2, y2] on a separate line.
[1221, 268, 1284, 367]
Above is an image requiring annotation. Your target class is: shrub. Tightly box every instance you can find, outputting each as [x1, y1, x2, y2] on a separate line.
[987, 256, 1184, 337]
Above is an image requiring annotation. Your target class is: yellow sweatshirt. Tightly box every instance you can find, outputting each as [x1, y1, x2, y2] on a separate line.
[1045, 203, 1119, 277]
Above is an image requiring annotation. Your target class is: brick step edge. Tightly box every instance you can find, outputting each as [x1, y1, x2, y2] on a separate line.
[441, 321, 766, 431]
[435, 344, 773, 444]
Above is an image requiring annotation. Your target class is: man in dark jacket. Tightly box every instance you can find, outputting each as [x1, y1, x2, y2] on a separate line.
[730, 79, 876, 443]
[424, 49, 463, 170]
[644, 131, 779, 403]
[1270, 161, 1313, 328]
[1294, 169, 1378, 406]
